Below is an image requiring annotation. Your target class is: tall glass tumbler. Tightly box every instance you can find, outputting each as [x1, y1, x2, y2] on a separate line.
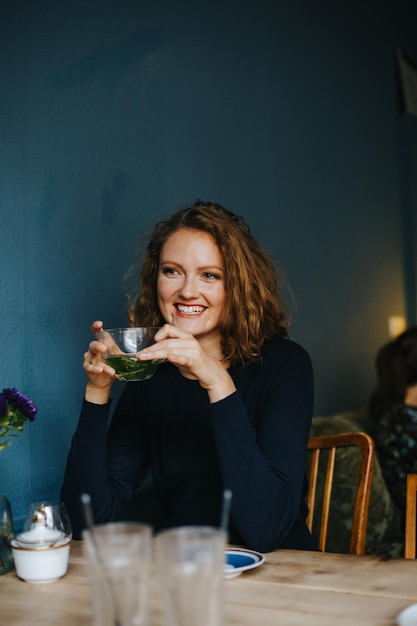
[156, 526, 226, 626]
[83, 522, 152, 626]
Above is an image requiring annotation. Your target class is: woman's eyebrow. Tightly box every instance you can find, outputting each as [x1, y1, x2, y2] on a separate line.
[160, 261, 224, 272]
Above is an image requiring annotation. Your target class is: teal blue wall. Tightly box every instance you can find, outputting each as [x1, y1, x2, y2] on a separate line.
[1, 0, 416, 527]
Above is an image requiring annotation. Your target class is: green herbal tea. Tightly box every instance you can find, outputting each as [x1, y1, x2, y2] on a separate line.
[105, 355, 161, 381]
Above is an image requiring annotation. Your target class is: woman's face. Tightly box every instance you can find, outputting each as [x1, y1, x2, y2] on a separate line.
[157, 228, 226, 349]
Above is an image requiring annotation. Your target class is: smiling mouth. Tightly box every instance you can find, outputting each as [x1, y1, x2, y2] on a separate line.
[175, 304, 206, 316]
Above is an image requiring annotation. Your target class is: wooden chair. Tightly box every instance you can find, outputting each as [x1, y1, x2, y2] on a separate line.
[306, 431, 375, 555]
[404, 473, 417, 558]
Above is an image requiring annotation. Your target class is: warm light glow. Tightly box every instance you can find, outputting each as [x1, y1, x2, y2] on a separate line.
[388, 315, 407, 338]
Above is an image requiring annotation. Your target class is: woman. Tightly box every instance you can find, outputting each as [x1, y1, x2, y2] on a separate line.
[369, 326, 417, 516]
[61, 200, 314, 552]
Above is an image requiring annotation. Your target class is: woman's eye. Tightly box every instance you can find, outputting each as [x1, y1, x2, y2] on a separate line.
[162, 267, 179, 276]
[203, 272, 219, 280]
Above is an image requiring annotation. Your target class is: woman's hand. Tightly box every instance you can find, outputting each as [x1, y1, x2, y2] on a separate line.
[137, 324, 236, 403]
[83, 321, 116, 404]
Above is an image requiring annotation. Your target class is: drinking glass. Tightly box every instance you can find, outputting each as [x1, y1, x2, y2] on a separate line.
[156, 526, 226, 626]
[83, 522, 152, 626]
[19, 500, 72, 546]
[99, 327, 163, 381]
[0, 495, 13, 574]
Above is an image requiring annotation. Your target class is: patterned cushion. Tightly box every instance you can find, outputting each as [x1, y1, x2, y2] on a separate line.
[308, 411, 403, 557]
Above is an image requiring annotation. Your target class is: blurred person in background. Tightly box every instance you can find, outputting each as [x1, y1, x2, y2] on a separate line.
[369, 326, 417, 516]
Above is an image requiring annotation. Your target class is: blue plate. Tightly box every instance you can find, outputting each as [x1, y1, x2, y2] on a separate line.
[224, 548, 265, 578]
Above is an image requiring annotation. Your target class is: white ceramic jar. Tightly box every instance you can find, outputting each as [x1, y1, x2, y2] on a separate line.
[11, 538, 71, 583]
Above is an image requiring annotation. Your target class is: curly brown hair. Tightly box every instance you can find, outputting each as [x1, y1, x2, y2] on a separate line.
[127, 200, 292, 365]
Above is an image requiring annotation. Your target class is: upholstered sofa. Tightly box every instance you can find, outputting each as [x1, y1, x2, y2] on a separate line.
[309, 410, 404, 557]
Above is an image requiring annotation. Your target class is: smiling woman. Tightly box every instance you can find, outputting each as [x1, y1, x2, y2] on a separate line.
[60, 200, 315, 553]
[156, 229, 226, 353]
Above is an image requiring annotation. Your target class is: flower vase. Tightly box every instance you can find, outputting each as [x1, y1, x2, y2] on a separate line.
[0, 495, 14, 574]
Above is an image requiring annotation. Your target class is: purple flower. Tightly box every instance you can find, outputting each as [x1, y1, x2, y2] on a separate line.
[0, 388, 37, 451]
[2, 388, 37, 422]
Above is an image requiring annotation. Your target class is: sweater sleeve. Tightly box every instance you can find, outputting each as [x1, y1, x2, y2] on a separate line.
[60, 394, 150, 538]
[210, 341, 313, 552]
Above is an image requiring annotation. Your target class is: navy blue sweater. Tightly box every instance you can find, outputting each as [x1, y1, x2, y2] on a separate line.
[61, 337, 314, 552]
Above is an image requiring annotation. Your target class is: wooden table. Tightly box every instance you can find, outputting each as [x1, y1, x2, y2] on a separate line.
[1, 541, 417, 625]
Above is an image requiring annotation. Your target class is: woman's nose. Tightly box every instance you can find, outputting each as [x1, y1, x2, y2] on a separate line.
[179, 277, 199, 299]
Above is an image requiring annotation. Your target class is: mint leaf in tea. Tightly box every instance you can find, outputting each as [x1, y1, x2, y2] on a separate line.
[105, 355, 161, 381]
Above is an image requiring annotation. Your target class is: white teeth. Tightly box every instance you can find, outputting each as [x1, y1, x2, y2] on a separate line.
[177, 305, 205, 314]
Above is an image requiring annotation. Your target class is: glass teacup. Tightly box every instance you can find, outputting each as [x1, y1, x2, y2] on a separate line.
[99, 327, 163, 382]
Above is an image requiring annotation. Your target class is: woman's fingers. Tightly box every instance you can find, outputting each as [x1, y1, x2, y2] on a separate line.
[138, 336, 199, 361]
[89, 339, 107, 355]
[83, 337, 115, 379]
[83, 352, 113, 372]
[153, 324, 186, 342]
[137, 324, 194, 359]
[91, 320, 104, 339]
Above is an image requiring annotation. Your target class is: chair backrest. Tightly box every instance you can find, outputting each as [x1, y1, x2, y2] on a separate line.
[306, 431, 375, 555]
[404, 473, 417, 559]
